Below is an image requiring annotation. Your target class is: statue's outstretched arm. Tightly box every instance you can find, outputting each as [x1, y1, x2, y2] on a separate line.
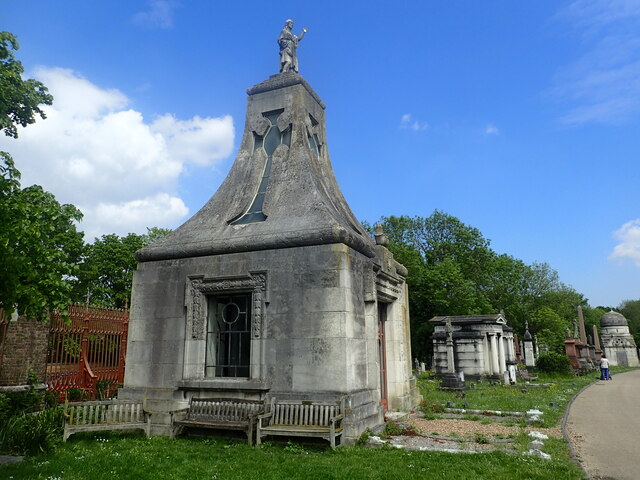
[298, 28, 308, 41]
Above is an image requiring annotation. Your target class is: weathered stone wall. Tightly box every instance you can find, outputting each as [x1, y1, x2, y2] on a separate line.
[0, 318, 49, 385]
[120, 243, 386, 438]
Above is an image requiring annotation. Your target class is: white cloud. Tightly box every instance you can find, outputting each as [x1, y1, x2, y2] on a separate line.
[82, 193, 189, 242]
[553, 0, 640, 125]
[132, 0, 176, 29]
[151, 114, 233, 166]
[610, 219, 640, 266]
[400, 113, 429, 131]
[484, 124, 500, 135]
[0, 67, 234, 241]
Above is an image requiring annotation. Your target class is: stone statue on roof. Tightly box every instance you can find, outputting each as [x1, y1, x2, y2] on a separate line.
[445, 318, 453, 342]
[278, 19, 307, 73]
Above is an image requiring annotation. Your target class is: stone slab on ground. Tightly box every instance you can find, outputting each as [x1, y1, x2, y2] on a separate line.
[0, 455, 24, 464]
[368, 434, 512, 453]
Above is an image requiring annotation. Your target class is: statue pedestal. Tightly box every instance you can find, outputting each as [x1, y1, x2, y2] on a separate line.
[439, 373, 466, 391]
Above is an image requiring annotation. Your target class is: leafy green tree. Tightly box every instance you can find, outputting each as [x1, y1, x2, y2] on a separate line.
[1, 155, 84, 319]
[528, 306, 568, 354]
[370, 211, 591, 364]
[0, 32, 53, 139]
[1, 32, 83, 320]
[373, 212, 496, 362]
[619, 299, 640, 346]
[73, 228, 171, 308]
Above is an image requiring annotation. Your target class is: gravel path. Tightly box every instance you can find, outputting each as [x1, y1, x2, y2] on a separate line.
[407, 417, 562, 439]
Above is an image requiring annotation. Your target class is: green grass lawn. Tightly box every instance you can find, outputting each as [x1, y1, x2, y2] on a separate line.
[0, 432, 585, 480]
[419, 366, 635, 427]
[2, 368, 635, 480]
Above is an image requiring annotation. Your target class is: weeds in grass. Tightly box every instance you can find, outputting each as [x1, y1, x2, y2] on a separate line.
[382, 420, 407, 437]
[356, 429, 372, 446]
[474, 434, 489, 444]
[421, 401, 444, 415]
[462, 415, 480, 421]
[283, 441, 309, 455]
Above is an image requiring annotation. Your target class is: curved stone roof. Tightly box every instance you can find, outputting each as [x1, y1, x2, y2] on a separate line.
[601, 310, 628, 327]
[136, 72, 375, 262]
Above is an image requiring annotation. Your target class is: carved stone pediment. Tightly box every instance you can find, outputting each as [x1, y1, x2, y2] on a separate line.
[374, 268, 402, 302]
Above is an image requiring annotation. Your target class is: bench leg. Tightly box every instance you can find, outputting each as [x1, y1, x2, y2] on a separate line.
[330, 424, 336, 449]
[247, 423, 254, 446]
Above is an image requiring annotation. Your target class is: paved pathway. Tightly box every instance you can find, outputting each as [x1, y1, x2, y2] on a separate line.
[565, 369, 640, 480]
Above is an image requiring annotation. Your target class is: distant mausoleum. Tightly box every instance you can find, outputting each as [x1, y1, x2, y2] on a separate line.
[430, 313, 517, 381]
[600, 311, 639, 367]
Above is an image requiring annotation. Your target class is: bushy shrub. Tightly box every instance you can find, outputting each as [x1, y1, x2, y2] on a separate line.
[0, 406, 64, 455]
[536, 352, 572, 374]
[67, 387, 89, 402]
[0, 388, 44, 423]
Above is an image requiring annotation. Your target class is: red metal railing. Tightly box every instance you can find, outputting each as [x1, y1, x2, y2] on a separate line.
[47, 304, 129, 400]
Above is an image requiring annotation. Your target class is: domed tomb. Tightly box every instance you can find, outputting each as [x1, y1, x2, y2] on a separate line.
[601, 310, 628, 327]
[600, 311, 639, 367]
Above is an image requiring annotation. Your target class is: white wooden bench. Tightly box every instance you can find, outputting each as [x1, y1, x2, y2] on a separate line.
[256, 398, 345, 448]
[63, 400, 150, 441]
[171, 397, 265, 445]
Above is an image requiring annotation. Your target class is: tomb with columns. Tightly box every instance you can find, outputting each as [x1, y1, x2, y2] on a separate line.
[118, 23, 420, 444]
[430, 313, 516, 381]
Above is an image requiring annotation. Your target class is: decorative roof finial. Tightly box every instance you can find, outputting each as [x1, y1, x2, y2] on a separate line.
[374, 223, 389, 247]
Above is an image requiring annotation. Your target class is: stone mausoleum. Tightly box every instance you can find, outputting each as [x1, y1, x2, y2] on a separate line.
[430, 313, 517, 380]
[119, 38, 420, 443]
[600, 311, 639, 367]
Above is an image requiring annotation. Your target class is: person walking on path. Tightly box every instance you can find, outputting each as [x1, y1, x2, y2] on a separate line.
[599, 354, 611, 380]
[565, 369, 640, 480]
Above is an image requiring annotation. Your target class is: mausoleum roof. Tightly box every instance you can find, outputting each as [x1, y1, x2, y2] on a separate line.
[429, 314, 507, 325]
[136, 72, 375, 262]
[601, 310, 628, 327]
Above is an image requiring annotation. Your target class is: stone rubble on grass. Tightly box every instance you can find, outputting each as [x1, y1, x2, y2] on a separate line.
[528, 431, 549, 440]
[525, 430, 552, 460]
[529, 439, 544, 449]
[526, 449, 552, 460]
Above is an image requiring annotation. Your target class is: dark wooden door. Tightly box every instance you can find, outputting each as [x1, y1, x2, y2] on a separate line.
[377, 302, 388, 411]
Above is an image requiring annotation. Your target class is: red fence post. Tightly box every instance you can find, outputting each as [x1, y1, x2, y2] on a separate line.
[118, 310, 129, 387]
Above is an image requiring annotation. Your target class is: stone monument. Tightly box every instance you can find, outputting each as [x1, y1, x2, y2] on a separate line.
[438, 318, 465, 390]
[600, 311, 639, 367]
[523, 321, 536, 368]
[430, 313, 516, 381]
[564, 307, 596, 371]
[119, 22, 420, 443]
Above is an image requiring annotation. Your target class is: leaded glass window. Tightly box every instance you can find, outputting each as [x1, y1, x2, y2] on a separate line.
[205, 294, 251, 378]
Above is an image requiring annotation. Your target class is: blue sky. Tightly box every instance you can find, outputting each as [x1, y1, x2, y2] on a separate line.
[2, 1, 640, 308]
